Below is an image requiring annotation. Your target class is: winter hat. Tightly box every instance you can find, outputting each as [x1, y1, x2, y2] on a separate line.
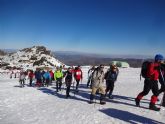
[155, 54, 164, 61]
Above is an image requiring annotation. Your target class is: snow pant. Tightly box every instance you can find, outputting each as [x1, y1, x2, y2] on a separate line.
[10, 74, 12, 79]
[36, 79, 42, 87]
[15, 73, 16, 78]
[42, 77, 45, 86]
[65, 79, 72, 97]
[20, 79, 25, 87]
[29, 78, 33, 86]
[87, 76, 92, 88]
[90, 86, 106, 103]
[45, 78, 50, 87]
[105, 80, 115, 96]
[76, 79, 80, 90]
[136, 79, 159, 104]
[56, 78, 62, 92]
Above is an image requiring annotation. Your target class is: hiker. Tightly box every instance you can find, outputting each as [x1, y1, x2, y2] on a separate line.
[49, 70, 54, 84]
[43, 70, 51, 87]
[35, 69, 42, 87]
[87, 66, 95, 88]
[28, 70, 34, 86]
[65, 67, 73, 98]
[105, 64, 119, 99]
[54, 66, 63, 92]
[41, 70, 46, 86]
[89, 64, 106, 105]
[74, 65, 83, 92]
[135, 54, 164, 111]
[19, 70, 26, 87]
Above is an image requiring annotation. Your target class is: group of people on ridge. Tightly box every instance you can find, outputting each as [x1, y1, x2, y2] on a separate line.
[15, 54, 165, 111]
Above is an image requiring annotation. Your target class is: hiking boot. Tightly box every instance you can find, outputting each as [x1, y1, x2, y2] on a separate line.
[149, 103, 160, 111]
[100, 94, 106, 105]
[109, 95, 114, 99]
[66, 95, 71, 98]
[135, 98, 140, 107]
[100, 101, 106, 105]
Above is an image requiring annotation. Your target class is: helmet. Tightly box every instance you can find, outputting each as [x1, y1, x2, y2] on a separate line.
[155, 54, 164, 61]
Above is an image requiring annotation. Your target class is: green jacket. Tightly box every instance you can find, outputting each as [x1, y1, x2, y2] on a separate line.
[54, 70, 63, 79]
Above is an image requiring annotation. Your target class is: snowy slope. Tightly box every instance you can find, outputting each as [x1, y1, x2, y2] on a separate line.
[1, 46, 64, 69]
[0, 67, 165, 124]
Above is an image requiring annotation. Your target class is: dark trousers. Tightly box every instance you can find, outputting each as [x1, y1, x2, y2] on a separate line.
[76, 79, 80, 90]
[136, 79, 159, 104]
[45, 78, 50, 87]
[106, 80, 115, 96]
[29, 78, 33, 86]
[139, 79, 159, 97]
[56, 78, 62, 92]
[20, 79, 25, 87]
[87, 76, 92, 88]
[66, 80, 72, 97]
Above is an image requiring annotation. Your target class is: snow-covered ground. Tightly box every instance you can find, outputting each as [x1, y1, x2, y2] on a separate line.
[0, 67, 165, 124]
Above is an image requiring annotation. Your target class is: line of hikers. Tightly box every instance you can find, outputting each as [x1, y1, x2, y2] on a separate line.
[15, 54, 165, 111]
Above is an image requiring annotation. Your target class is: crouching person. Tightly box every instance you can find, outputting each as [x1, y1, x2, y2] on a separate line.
[89, 64, 106, 105]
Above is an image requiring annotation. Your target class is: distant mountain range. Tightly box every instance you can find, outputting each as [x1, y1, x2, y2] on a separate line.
[1, 48, 153, 68]
[53, 51, 153, 67]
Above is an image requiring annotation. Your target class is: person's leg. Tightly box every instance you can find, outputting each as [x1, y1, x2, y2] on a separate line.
[150, 81, 160, 111]
[109, 81, 115, 98]
[99, 86, 106, 104]
[76, 79, 80, 90]
[90, 87, 97, 103]
[105, 81, 111, 96]
[135, 79, 151, 106]
[59, 79, 62, 91]
[56, 80, 59, 92]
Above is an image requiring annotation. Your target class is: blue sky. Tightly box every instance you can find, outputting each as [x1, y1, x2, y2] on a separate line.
[0, 0, 165, 56]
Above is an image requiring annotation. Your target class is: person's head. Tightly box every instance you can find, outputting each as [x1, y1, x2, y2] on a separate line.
[68, 67, 72, 72]
[99, 64, 104, 71]
[56, 66, 60, 70]
[77, 65, 81, 69]
[110, 64, 117, 72]
[155, 54, 164, 63]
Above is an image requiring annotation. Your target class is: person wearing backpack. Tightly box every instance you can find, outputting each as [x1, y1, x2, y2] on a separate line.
[89, 64, 106, 105]
[74, 66, 83, 92]
[54, 66, 63, 92]
[105, 64, 119, 99]
[135, 54, 164, 111]
[28, 70, 34, 86]
[87, 66, 95, 88]
[43, 70, 51, 87]
[65, 67, 73, 98]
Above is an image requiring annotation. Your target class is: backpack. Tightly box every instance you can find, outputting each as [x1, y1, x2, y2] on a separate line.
[140, 61, 151, 79]
[105, 70, 118, 81]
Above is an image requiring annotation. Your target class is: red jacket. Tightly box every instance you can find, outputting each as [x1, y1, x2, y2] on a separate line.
[147, 62, 160, 81]
[29, 72, 34, 79]
[49, 71, 54, 78]
[74, 69, 83, 80]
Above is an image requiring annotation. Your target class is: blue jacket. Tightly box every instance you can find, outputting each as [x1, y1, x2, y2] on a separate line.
[35, 71, 42, 79]
[43, 72, 51, 80]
